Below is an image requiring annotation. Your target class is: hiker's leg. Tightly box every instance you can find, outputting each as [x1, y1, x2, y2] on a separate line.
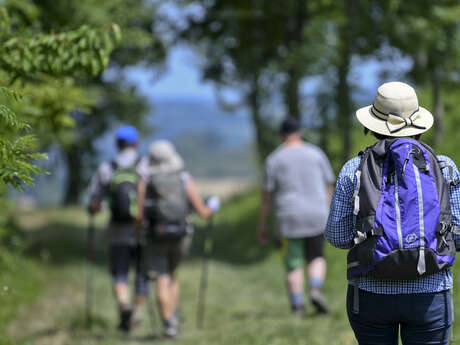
[156, 274, 174, 320]
[132, 245, 149, 326]
[346, 286, 399, 345]
[399, 290, 452, 345]
[306, 237, 328, 309]
[305, 235, 328, 313]
[168, 240, 183, 318]
[169, 275, 180, 317]
[287, 267, 304, 297]
[109, 245, 132, 310]
[305, 234, 326, 289]
[110, 245, 134, 331]
[282, 238, 305, 312]
[114, 283, 130, 308]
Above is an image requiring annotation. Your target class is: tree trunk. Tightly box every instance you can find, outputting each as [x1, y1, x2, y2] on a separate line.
[336, 0, 356, 161]
[285, 68, 301, 119]
[283, 0, 308, 120]
[337, 50, 352, 160]
[64, 145, 83, 205]
[248, 76, 275, 164]
[431, 67, 444, 149]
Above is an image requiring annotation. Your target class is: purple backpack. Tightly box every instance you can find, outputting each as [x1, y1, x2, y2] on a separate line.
[347, 138, 456, 280]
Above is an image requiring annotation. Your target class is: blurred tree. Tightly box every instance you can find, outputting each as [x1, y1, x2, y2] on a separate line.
[179, 1, 282, 161]
[28, 0, 167, 203]
[180, 1, 330, 161]
[0, 1, 120, 193]
[378, 0, 460, 149]
[180, 0, 384, 163]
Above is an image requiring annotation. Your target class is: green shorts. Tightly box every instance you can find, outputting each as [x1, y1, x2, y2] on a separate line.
[280, 234, 325, 272]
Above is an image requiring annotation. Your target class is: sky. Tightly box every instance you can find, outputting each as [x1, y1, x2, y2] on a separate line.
[127, 46, 216, 102]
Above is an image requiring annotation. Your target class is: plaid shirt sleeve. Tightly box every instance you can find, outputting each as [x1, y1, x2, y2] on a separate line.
[325, 157, 361, 249]
[437, 155, 460, 249]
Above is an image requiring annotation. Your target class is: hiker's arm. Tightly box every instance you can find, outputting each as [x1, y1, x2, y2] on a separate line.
[324, 162, 356, 249]
[136, 178, 147, 224]
[186, 176, 212, 219]
[257, 191, 272, 245]
[88, 163, 111, 213]
[328, 184, 334, 205]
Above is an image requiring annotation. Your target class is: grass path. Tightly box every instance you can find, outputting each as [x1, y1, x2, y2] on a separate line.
[6, 193, 460, 345]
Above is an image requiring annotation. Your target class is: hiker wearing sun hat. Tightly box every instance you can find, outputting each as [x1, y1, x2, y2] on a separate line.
[325, 81, 460, 345]
[88, 125, 150, 332]
[136, 140, 219, 338]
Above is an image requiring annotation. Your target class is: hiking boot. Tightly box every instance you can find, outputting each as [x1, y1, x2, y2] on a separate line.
[310, 288, 329, 314]
[291, 305, 306, 318]
[118, 309, 132, 332]
[164, 319, 180, 338]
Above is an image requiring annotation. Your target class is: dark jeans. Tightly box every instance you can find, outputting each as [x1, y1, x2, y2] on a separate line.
[347, 286, 452, 345]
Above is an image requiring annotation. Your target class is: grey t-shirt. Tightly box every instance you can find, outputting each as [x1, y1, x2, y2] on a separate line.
[263, 143, 335, 238]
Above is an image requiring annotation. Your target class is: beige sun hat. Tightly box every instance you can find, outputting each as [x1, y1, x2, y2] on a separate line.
[356, 81, 434, 137]
[148, 140, 184, 174]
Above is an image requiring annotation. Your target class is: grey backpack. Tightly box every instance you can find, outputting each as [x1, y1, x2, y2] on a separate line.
[145, 171, 189, 238]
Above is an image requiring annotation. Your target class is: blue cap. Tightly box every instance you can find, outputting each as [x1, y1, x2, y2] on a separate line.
[116, 126, 138, 144]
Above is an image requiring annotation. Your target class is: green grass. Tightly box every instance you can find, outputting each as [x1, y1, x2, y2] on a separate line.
[4, 193, 460, 344]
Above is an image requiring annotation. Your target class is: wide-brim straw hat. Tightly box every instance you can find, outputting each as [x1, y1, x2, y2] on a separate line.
[148, 140, 184, 174]
[356, 81, 433, 137]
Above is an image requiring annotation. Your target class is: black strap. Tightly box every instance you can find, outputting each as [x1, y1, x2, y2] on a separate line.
[353, 279, 359, 314]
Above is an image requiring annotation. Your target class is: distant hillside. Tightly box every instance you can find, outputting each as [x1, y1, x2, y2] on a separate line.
[130, 99, 258, 179]
[147, 99, 253, 150]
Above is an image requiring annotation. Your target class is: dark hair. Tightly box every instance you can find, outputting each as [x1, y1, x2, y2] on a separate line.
[363, 127, 422, 141]
[280, 117, 301, 136]
[116, 138, 129, 150]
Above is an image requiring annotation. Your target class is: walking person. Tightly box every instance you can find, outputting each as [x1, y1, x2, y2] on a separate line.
[325, 81, 460, 345]
[88, 125, 149, 332]
[257, 117, 335, 316]
[136, 140, 219, 338]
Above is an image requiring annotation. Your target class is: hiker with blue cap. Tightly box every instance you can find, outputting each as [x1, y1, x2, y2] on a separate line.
[88, 125, 149, 332]
[325, 81, 460, 345]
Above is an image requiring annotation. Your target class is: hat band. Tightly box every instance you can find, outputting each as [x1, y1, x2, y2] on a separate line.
[371, 104, 426, 134]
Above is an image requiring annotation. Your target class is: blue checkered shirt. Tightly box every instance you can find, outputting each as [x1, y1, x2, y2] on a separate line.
[325, 154, 460, 294]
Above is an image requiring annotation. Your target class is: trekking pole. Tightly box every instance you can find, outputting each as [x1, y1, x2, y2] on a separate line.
[196, 215, 214, 329]
[85, 213, 96, 329]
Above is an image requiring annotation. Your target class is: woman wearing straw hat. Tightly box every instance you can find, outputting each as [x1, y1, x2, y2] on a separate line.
[325, 82, 460, 345]
[136, 140, 219, 338]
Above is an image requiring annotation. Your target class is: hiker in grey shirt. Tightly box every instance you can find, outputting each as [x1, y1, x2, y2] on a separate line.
[88, 126, 149, 332]
[258, 117, 335, 316]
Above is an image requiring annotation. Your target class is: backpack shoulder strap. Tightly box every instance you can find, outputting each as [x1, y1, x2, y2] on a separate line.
[438, 160, 458, 186]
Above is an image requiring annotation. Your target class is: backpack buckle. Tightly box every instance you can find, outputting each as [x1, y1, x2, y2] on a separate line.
[354, 231, 367, 245]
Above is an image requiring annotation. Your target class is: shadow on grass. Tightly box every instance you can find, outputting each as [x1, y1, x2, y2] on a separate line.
[18, 221, 108, 267]
[15, 191, 274, 267]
